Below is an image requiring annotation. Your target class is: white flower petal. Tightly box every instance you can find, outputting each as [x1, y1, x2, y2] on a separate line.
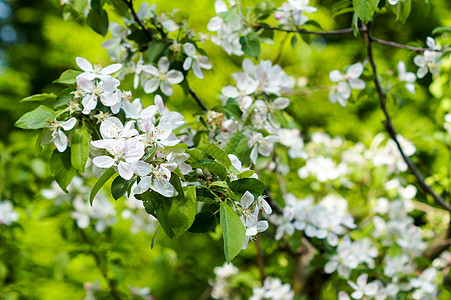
[76, 57, 93, 72]
[93, 156, 115, 168]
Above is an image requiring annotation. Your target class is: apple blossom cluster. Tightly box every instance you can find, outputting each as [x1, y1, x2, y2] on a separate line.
[207, 0, 250, 56]
[274, 0, 317, 28]
[41, 177, 117, 232]
[413, 37, 443, 78]
[327, 178, 439, 299]
[0, 200, 19, 226]
[210, 263, 294, 300]
[210, 263, 239, 299]
[238, 191, 271, 249]
[84, 280, 152, 300]
[328, 62, 365, 107]
[324, 236, 378, 279]
[71, 193, 117, 232]
[89, 95, 188, 197]
[269, 194, 356, 246]
[397, 61, 416, 94]
[250, 277, 295, 300]
[215, 58, 294, 164]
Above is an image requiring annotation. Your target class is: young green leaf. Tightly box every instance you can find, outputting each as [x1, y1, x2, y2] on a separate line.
[87, 9, 109, 37]
[220, 202, 246, 263]
[147, 41, 166, 63]
[53, 69, 82, 85]
[54, 88, 74, 108]
[239, 32, 261, 59]
[71, 128, 90, 172]
[20, 93, 56, 103]
[353, 0, 380, 24]
[167, 185, 197, 238]
[50, 149, 77, 193]
[90, 168, 116, 205]
[15, 105, 55, 130]
[198, 144, 232, 168]
[111, 176, 135, 200]
[394, 0, 411, 23]
[229, 178, 266, 196]
[225, 132, 248, 157]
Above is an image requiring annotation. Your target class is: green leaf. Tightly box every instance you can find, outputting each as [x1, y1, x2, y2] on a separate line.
[35, 130, 45, 156]
[90, 168, 116, 205]
[291, 34, 298, 49]
[147, 41, 166, 63]
[73, 0, 88, 14]
[254, 1, 276, 20]
[87, 9, 109, 37]
[109, 0, 130, 17]
[168, 185, 197, 238]
[50, 149, 77, 193]
[432, 26, 451, 35]
[53, 69, 82, 85]
[186, 148, 208, 161]
[239, 32, 261, 59]
[229, 178, 265, 196]
[71, 128, 90, 172]
[188, 205, 218, 233]
[220, 202, 246, 263]
[196, 159, 228, 181]
[15, 105, 55, 129]
[151, 224, 162, 249]
[223, 103, 243, 121]
[198, 144, 232, 169]
[111, 176, 135, 200]
[225, 132, 248, 157]
[352, 13, 360, 37]
[353, 0, 380, 24]
[20, 93, 56, 103]
[394, 0, 411, 23]
[90, 0, 102, 14]
[54, 88, 74, 108]
[143, 190, 175, 238]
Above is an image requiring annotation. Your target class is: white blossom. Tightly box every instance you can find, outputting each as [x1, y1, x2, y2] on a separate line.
[141, 56, 184, 96]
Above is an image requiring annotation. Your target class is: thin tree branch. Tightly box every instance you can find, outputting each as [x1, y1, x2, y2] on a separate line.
[369, 36, 445, 52]
[363, 23, 451, 213]
[122, 0, 209, 111]
[254, 24, 357, 36]
[189, 88, 208, 111]
[256, 24, 445, 52]
[122, 0, 153, 42]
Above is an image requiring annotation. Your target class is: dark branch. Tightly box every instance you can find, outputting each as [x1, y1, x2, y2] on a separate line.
[369, 36, 445, 52]
[189, 88, 208, 111]
[254, 24, 357, 36]
[363, 23, 451, 213]
[122, 0, 153, 42]
[122, 0, 209, 111]
[256, 24, 445, 53]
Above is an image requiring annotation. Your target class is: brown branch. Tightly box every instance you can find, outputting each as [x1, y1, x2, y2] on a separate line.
[254, 24, 357, 36]
[122, 0, 153, 42]
[363, 22, 451, 213]
[256, 24, 445, 53]
[369, 36, 445, 53]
